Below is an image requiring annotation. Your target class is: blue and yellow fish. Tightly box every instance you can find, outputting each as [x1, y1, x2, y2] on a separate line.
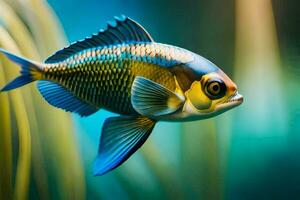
[0, 16, 243, 175]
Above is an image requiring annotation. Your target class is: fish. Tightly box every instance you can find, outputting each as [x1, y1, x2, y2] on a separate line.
[0, 15, 243, 176]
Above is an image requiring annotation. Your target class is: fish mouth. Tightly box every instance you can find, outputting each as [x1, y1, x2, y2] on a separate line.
[216, 92, 244, 110]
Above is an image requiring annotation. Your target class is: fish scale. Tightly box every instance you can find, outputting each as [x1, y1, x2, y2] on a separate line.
[42, 42, 192, 115]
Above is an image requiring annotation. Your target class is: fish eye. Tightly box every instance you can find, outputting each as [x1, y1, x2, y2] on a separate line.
[204, 79, 226, 99]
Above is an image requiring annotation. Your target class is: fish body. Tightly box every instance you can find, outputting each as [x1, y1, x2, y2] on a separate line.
[42, 42, 194, 116]
[0, 16, 243, 175]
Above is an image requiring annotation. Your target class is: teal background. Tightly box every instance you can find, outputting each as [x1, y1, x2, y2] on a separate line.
[0, 0, 299, 199]
[47, 0, 300, 199]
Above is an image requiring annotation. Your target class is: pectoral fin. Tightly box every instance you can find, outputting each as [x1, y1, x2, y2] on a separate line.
[93, 116, 156, 176]
[131, 76, 185, 117]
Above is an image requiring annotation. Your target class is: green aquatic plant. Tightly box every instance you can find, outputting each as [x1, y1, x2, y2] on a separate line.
[0, 60, 13, 200]
[0, 25, 32, 200]
[0, 1, 85, 199]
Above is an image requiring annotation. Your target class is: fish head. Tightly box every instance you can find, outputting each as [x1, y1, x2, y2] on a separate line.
[183, 69, 243, 118]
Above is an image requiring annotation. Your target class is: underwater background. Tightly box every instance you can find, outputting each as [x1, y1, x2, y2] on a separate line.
[0, 0, 299, 199]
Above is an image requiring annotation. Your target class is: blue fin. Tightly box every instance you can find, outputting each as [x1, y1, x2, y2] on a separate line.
[131, 76, 185, 117]
[45, 15, 154, 63]
[0, 48, 42, 91]
[93, 116, 156, 176]
[37, 81, 99, 116]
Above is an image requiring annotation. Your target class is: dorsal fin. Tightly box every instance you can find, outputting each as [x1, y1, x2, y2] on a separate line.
[45, 15, 154, 63]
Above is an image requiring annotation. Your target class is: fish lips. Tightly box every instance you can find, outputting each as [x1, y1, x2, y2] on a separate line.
[216, 92, 244, 111]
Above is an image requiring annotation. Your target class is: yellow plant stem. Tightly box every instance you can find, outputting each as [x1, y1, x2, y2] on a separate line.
[11, 92, 31, 200]
[0, 1, 39, 59]
[6, 0, 67, 58]
[2, 1, 86, 199]
[0, 2, 51, 199]
[0, 27, 31, 200]
[0, 62, 13, 200]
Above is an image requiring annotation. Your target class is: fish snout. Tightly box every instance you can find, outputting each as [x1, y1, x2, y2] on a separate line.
[228, 83, 243, 104]
[228, 82, 237, 94]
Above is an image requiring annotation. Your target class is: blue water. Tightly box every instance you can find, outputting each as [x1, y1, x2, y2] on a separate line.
[46, 1, 300, 199]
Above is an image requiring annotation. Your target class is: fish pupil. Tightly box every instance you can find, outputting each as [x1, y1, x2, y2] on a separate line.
[212, 84, 219, 92]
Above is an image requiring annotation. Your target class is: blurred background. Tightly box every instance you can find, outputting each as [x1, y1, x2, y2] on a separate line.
[0, 0, 299, 199]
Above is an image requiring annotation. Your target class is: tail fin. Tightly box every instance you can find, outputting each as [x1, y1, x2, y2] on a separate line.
[0, 48, 43, 92]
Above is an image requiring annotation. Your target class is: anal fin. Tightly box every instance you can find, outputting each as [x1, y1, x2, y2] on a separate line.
[37, 81, 99, 116]
[93, 116, 156, 176]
